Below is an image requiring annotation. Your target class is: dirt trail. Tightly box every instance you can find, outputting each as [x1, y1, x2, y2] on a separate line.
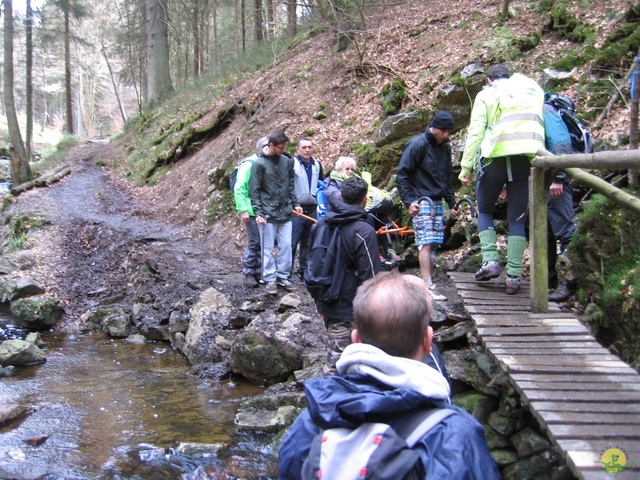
[4, 147, 239, 326]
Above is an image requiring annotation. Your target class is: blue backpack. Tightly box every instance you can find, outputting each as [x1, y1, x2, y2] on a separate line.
[545, 93, 594, 154]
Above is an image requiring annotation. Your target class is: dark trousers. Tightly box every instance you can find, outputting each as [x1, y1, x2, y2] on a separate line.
[547, 182, 575, 285]
[242, 216, 261, 276]
[291, 207, 316, 276]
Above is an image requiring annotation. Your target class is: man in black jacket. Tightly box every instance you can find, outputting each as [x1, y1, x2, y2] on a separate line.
[309, 176, 381, 375]
[396, 111, 458, 302]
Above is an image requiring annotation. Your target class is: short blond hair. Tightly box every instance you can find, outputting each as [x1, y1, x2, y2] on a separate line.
[334, 156, 357, 173]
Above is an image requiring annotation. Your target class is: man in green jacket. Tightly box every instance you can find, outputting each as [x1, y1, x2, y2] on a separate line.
[250, 129, 303, 295]
[459, 64, 545, 295]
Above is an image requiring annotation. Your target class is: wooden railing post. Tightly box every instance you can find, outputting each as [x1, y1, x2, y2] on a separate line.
[529, 166, 548, 313]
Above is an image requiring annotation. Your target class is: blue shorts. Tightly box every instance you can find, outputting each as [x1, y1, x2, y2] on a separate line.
[413, 199, 444, 246]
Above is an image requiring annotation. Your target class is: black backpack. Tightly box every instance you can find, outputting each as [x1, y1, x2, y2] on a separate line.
[229, 154, 258, 192]
[545, 93, 594, 154]
[304, 220, 347, 304]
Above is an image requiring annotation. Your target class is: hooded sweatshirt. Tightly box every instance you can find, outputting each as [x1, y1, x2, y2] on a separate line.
[278, 343, 500, 480]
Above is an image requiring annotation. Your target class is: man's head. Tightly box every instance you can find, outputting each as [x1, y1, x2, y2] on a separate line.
[429, 111, 455, 143]
[352, 272, 433, 360]
[256, 136, 269, 153]
[296, 137, 314, 162]
[334, 156, 357, 177]
[340, 176, 368, 206]
[267, 129, 290, 156]
[486, 63, 511, 82]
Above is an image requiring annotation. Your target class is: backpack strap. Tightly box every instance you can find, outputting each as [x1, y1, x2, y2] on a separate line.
[393, 408, 457, 447]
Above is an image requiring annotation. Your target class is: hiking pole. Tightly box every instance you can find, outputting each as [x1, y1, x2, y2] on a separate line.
[291, 209, 318, 223]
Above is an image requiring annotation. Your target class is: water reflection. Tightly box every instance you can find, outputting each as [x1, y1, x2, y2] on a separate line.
[0, 321, 278, 478]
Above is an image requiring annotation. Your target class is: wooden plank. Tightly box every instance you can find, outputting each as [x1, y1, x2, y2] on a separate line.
[511, 373, 640, 384]
[462, 298, 532, 307]
[516, 381, 640, 392]
[548, 423, 640, 439]
[468, 307, 532, 315]
[557, 439, 640, 454]
[495, 353, 622, 364]
[521, 389, 640, 403]
[487, 339, 606, 347]
[482, 334, 597, 343]
[530, 401, 640, 414]
[474, 317, 582, 327]
[538, 411, 640, 424]
[503, 364, 638, 374]
[490, 347, 612, 355]
[478, 325, 590, 335]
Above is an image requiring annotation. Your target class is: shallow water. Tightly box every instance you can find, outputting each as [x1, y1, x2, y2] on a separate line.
[0, 319, 278, 479]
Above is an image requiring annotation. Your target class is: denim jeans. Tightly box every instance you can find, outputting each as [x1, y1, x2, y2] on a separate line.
[259, 220, 293, 283]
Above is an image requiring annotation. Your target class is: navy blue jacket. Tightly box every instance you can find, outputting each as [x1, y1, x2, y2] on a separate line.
[310, 202, 381, 321]
[278, 372, 500, 480]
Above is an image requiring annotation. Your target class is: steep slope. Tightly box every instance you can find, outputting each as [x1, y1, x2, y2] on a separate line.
[111, 0, 631, 257]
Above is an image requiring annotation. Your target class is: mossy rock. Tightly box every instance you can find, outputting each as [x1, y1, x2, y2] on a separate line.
[10, 296, 64, 331]
[379, 78, 407, 116]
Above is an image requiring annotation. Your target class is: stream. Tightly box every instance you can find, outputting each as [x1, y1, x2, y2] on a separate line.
[0, 316, 279, 479]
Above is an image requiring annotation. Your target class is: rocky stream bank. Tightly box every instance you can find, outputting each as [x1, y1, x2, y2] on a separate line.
[0, 154, 580, 479]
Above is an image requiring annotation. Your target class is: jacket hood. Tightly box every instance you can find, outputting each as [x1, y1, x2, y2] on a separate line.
[324, 202, 368, 227]
[303, 344, 451, 430]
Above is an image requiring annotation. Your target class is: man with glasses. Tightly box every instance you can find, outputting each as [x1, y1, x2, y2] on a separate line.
[291, 137, 324, 281]
[250, 129, 303, 295]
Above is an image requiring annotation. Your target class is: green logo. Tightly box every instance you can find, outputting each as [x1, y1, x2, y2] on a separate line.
[596, 447, 638, 477]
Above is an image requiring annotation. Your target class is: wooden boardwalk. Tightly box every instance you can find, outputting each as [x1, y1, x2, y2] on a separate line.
[449, 272, 640, 480]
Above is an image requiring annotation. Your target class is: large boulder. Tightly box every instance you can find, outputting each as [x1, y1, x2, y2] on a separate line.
[179, 287, 233, 365]
[0, 339, 46, 366]
[229, 312, 324, 384]
[9, 295, 64, 330]
[0, 277, 46, 303]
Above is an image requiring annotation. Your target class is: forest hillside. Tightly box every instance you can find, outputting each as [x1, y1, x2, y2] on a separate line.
[96, 0, 636, 261]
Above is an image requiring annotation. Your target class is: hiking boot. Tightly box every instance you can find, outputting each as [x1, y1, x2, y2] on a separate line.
[244, 273, 259, 288]
[265, 282, 278, 295]
[386, 248, 401, 262]
[505, 275, 521, 295]
[549, 283, 571, 302]
[475, 260, 500, 281]
[429, 284, 448, 302]
[277, 278, 296, 292]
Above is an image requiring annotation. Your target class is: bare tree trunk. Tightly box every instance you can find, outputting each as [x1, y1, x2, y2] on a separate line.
[102, 46, 127, 124]
[266, 0, 274, 37]
[241, 0, 246, 52]
[146, 0, 173, 102]
[25, 0, 34, 160]
[287, 0, 296, 39]
[3, 0, 32, 184]
[254, 0, 263, 42]
[64, 0, 74, 133]
[193, 0, 200, 76]
[501, 0, 510, 20]
[213, 1, 218, 68]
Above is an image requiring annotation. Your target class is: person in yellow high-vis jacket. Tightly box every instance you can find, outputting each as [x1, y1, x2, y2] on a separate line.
[459, 64, 545, 295]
